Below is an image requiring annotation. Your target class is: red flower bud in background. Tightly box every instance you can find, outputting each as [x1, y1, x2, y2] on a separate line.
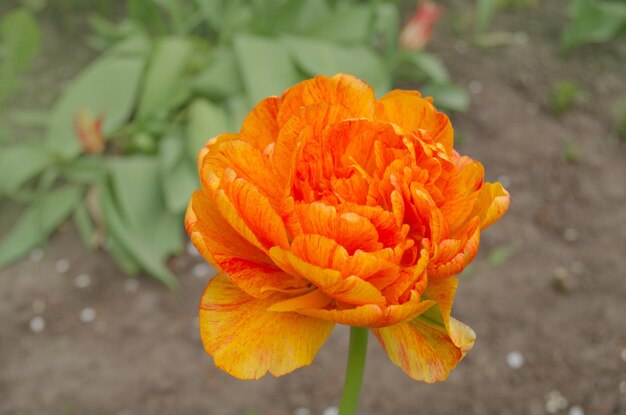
[399, 0, 444, 51]
[74, 109, 105, 154]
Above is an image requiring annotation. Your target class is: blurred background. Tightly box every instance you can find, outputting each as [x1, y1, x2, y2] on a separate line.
[1, 0, 625, 414]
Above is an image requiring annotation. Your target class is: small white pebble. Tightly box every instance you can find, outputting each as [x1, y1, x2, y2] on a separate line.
[79, 307, 96, 323]
[322, 407, 339, 415]
[29, 248, 44, 262]
[294, 407, 311, 415]
[506, 351, 525, 369]
[620, 348, 626, 363]
[30, 316, 45, 333]
[545, 390, 568, 414]
[514, 31, 529, 45]
[55, 258, 70, 274]
[74, 273, 92, 289]
[32, 299, 46, 314]
[193, 263, 212, 278]
[454, 40, 468, 54]
[186, 241, 201, 257]
[563, 228, 579, 242]
[620, 380, 626, 394]
[124, 278, 139, 293]
[569, 405, 584, 415]
[468, 80, 483, 94]
[497, 175, 511, 188]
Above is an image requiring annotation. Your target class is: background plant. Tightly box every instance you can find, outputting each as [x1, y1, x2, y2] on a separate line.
[0, 0, 467, 288]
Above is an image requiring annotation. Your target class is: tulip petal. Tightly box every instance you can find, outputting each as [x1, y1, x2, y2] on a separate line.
[297, 291, 435, 328]
[239, 96, 280, 151]
[215, 176, 290, 250]
[422, 277, 458, 329]
[373, 314, 462, 383]
[187, 191, 306, 297]
[202, 140, 284, 205]
[472, 182, 511, 229]
[375, 90, 454, 154]
[199, 274, 335, 379]
[269, 244, 386, 306]
[277, 74, 375, 127]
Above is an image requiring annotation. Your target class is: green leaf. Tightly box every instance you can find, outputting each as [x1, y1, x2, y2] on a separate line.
[9, 110, 49, 126]
[191, 48, 243, 100]
[194, 0, 225, 32]
[404, 51, 450, 83]
[269, 0, 330, 33]
[46, 54, 145, 158]
[422, 83, 470, 112]
[58, 156, 107, 184]
[74, 200, 97, 249]
[101, 182, 179, 290]
[0, 7, 40, 104]
[374, 2, 400, 56]
[233, 34, 301, 104]
[475, 0, 496, 34]
[107, 156, 183, 259]
[159, 129, 198, 214]
[0, 145, 52, 196]
[0, 185, 82, 269]
[561, 0, 626, 50]
[305, 5, 373, 44]
[136, 37, 193, 119]
[107, 235, 141, 275]
[282, 36, 390, 95]
[187, 99, 230, 160]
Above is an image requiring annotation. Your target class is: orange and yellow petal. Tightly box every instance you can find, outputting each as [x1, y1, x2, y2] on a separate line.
[239, 96, 280, 151]
[472, 182, 510, 229]
[296, 291, 435, 328]
[373, 315, 462, 383]
[375, 90, 454, 154]
[277, 74, 375, 127]
[186, 191, 306, 297]
[199, 274, 334, 379]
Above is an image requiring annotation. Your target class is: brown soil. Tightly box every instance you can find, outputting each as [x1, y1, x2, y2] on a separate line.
[1, 1, 626, 414]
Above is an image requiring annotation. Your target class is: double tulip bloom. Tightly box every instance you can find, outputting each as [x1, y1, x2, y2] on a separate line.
[186, 74, 509, 382]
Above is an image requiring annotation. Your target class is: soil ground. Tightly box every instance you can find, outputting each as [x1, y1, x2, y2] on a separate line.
[1, 1, 625, 414]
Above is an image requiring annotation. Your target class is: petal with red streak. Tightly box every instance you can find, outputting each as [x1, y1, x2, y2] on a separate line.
[199, 274, 334, 379]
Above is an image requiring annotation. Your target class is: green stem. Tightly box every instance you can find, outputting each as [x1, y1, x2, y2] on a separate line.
[338, 326, 369, 415]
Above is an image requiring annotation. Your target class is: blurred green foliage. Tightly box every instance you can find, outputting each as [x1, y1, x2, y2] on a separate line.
[0, 0, 465, 287]
[548, 80, 586, 116]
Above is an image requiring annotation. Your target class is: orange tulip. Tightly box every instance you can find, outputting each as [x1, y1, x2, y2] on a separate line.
[186, 74, 509, 382]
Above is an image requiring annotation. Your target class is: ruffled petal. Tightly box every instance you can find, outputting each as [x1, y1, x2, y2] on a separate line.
[472, 182, 511, 229]
[214, 175, 290, 251]
[296, 291, 435, 328]
[277, 74, 375, 127]
[269, 244, 386, 306]
[373, 314, 462, 383]
[239, 96, 280, 151]
[186, 191, 307, 297]
[375, 90, 454, 154]
[199, 274, 334, 379]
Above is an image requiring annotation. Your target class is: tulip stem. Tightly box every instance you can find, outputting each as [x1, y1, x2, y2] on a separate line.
[339, 326, 369, 415]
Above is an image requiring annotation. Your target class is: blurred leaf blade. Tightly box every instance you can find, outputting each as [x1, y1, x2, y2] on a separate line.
[0, 7, 41, 105]
[0, 185, 82, 268]
[0, 145, 53, 196]
[561, 0, 626, 50]
[46, 54, 145, 158]
[136, 37, 193, 119]
[101, 182, 179, 290]
[233, 34, 301, 105]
